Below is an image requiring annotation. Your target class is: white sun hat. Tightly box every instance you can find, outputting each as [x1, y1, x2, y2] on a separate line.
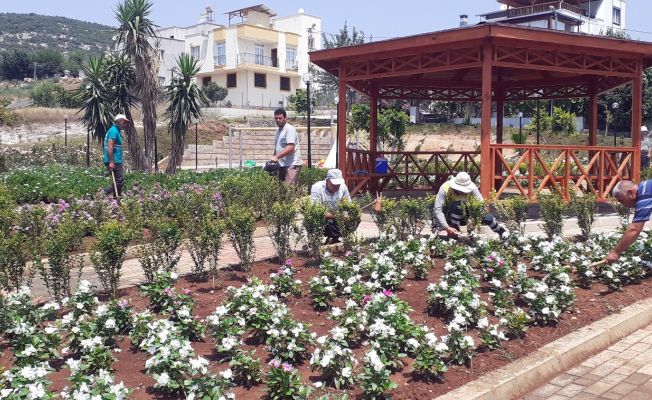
[114, 114, 129, 122]
[449, 172, 476, 193]
[642, 126, 648, 132]
[326, 169, 345, 185]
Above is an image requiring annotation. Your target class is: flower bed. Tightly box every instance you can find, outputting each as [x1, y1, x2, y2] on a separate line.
[1, 231, 651, 399]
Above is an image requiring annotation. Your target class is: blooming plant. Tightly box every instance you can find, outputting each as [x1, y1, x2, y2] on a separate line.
[443, 319, 475, 365]
[60, 369, 131, 400]
[502, 307, 530, 339]
[229, 349, 262, 388]
[477, 317, 507, 350]
[270, 262, 302, 299]
[266, 314, 313, 363]
[411, 332, 448, 381]
[309, 275, 336, 310]
[310, 336, 357, 389]
[358, 350, 397, 399]
[0, 362, 55, 400]
[186, 372, 235, 400]
[265, 359, 312, 400]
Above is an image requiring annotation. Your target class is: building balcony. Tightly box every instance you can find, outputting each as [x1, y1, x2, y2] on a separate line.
[506, 1, 586, 18]
[237, 52, 278, 68]
[236, 24, 278, 44]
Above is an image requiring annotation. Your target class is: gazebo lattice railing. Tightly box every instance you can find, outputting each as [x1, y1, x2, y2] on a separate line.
[345, 149, 480, 194]
[310, 23, 652, 201]
[490, 144, 635, 201]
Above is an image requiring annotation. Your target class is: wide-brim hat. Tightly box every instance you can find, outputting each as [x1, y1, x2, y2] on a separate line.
[449, 172, 476, 193]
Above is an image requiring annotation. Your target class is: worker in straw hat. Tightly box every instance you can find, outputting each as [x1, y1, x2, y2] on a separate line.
[433, 171, 507, 238]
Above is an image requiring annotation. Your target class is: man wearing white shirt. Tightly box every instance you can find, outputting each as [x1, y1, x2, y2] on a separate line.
[271, 108, 302, 185]
[310, 169, 352, 244]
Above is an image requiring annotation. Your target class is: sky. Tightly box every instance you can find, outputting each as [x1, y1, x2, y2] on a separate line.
[3, 0, 652, 42]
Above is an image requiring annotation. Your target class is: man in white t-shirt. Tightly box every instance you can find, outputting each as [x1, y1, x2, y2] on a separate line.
[310, 169, 352, 244]
[271, 108, 302, 185]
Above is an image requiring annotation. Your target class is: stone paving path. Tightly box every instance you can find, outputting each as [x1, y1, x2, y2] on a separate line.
[523, 324, 652, 400]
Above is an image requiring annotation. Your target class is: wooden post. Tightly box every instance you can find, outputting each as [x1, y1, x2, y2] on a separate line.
[632, 72, 643, 182]
[495, 91, 504, 191]
[589, 92, 598, 146]
[337, 73, 347, 174]
[369, 87, 379, 192]
[480, 41, 493, 199]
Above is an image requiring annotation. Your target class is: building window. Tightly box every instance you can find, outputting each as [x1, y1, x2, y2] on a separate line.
[255, 43, 264, 65]
[613, 7, 621, 26]
[202, 77, 211, 85]
[158, 49, 165, 60]
[286, 47, 297, 70]
[280, 77, 290, 91]
[191, 45, 200, 59]
[308, 36, 315, 51]
[158, 76, 166, 86]
[226, 73, 237, 88]
[214, 41, 226, 65]
[254, 73, 266, 88]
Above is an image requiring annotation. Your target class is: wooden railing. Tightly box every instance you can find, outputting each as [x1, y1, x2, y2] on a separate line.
[491, 144, 636, 201]
[345, 148, 480, 195]
[507, 1, 585, 18]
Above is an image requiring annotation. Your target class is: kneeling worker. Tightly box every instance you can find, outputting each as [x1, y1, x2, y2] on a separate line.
[434, 172, 506, 238]
[310, 169, 352, 244]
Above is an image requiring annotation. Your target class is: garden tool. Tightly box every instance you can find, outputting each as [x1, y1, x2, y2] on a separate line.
[111, 170, 120, 199]
[589, 260, 607, 268]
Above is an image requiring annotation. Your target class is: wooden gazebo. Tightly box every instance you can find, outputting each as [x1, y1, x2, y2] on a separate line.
[310, 23, 652, 200]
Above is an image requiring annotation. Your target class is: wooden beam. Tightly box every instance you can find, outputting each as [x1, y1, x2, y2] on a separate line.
[632, 72, 643, 182]
[492, 61, 638, 79]
[495, 90, 505, 192]
[481, 41, 493, 199]
[589, 91, 598, 146]
[370, 86, 379, 182]
[338, 74, 347, 173]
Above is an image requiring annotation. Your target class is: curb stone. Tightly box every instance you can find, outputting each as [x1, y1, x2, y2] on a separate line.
[434, 297, 652, 400]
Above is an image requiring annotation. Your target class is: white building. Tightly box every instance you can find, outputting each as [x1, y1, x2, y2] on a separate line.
[156, 4, 322, 109]
[479, 0, 626, 35]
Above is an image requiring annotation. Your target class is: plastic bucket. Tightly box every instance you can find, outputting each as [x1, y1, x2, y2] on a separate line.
[375, 157, 388, 174]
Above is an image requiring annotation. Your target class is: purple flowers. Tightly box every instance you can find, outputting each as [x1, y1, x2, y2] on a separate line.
[285, 258, 293, 267]
[383, 289, 394, 297]
[269, 359, 293, 372]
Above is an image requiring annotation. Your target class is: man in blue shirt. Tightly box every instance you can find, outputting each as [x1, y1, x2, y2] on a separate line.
[103, 114, 129, 197]
[604, 179, 652, 263]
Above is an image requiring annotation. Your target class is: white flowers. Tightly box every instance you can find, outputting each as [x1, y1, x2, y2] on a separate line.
[156, 372, 170, 386]
[365, 349, 385, 372]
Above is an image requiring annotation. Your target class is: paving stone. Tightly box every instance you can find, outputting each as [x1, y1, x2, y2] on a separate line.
[556, 383, 585, 397]
[624, 372, 651, 385]
[621, 391, 651, 400]
[549, 373, 576, 386]
[601, 373, 627, 386]
[567, 365, 592, 377]
[608, 381, 637, 396]
[529, 383, 562, 397]
[591, 364, 618, 377]
[598, 392, 622, 400]
[571, 393, 597, 400]
[584, 382, 614, 396]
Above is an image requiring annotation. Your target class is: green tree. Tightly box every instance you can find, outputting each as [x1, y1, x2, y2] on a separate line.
[203, 81, 228, 105]
[30, 49, 64, 78]
[313, 21, 365, 108]
[0, 49, 32, 80]
[288, 88, 316, 116]
[30, 82, 63, 107]
[163, 54, 209, 174]
[64, 51, 87, 77]
[379, 108, 410, 150]
[115, 0, 159, 172]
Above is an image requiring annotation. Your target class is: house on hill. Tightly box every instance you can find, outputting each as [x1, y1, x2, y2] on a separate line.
[478, 0, 625, 35]
[156, 4, 321, 109]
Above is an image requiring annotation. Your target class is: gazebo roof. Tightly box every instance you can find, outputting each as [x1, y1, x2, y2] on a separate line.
[310, 23, 652, 102]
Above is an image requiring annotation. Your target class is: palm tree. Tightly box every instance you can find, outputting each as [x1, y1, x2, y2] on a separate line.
[75, 57, 115, 148]
[164, 54, 209, 174]
[104, 54, 145, 170]
[114, 0, 159, 172]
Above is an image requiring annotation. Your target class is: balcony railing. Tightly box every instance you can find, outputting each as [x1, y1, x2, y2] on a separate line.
[286, 60, 298, 71]
[237, 53, 277, 68]
[507, 1, 586, 18]
[214, 55, 226, 66]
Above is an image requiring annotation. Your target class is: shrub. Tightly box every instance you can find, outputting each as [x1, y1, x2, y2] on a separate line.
[265, 201, 298, 264]
[396, 197, 428, 239]
[335, 199, 361, 250]
[300, 199, 328, 262]
[462, 196, 486, 234]
[609, 195, 631, 229]
[186, 218, 224, 283]
[371, 197, 399, 235]
[34, 216, 85, 301]
[230, 349, 262, 388]
[569, 191, 597, 240]
[493, 194, 530, 235]
[137, 219, 182, 283]
[537, 190, 566, 239]
[0, 99, 20, 126]
[265, 359, 312, 400]
[298, 167, 328, 195]
[30, 81, 64, 107]
[0, 233, 32, 291]
[219, 171, 279, 219]
[90, 220, 133, 298]
[225, 205, 256, 271]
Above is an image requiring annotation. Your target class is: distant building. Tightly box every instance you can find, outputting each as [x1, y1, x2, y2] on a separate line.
[479, 0, 626, 35]
[156, 4, 322, 109]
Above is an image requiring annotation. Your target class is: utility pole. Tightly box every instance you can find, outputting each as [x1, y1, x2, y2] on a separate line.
[33, 62, 37, 80]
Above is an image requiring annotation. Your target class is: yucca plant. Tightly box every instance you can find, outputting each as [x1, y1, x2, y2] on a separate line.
[163, 54, 209, 174]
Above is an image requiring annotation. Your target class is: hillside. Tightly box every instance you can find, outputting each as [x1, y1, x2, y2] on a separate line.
[0, 13, 113, 55]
